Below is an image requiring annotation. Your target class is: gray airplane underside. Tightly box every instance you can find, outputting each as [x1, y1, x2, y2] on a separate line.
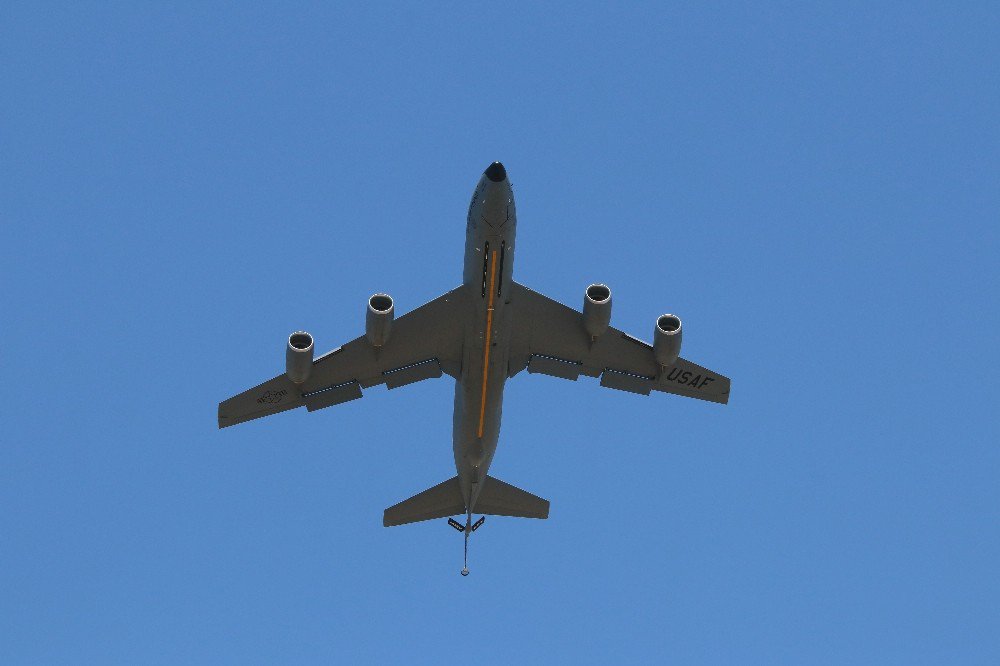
[218, 161, 730, 574]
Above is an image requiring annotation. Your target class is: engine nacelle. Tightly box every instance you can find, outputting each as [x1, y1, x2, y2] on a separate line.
[286, 331, 314, 383]
[653, 314, 682, 366]
[583, 283, 612, 338]
[366, 293, 394, 347]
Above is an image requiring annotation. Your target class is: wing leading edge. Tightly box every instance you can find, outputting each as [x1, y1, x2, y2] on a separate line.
[507, 281, 730, 404]
[218, 286, 468, 428]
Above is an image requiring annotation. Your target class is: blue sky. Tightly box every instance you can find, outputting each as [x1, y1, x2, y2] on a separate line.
[2, 3, 998, 663]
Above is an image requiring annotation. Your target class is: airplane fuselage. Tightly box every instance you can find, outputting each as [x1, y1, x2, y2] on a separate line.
[218, 160, 731, 573]
[454, 163, 516, 512]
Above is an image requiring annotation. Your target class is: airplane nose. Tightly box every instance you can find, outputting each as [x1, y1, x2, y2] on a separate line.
[484, 161, 507, 183]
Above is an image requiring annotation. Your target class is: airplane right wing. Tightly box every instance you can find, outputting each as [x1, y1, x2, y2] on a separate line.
[218, 286, 469, 428]
[507, 281, 730, 404]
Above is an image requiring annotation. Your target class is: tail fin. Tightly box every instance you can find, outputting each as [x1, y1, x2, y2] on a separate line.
[383, 476, 464, 527]
[382, 474, 549, 527]
[475, 476, 549, 519]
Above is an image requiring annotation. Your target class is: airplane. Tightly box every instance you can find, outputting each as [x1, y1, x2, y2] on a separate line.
[218, 161, 730, 575]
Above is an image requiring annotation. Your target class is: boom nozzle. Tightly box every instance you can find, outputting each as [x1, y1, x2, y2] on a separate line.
[449, 509, 485, 576]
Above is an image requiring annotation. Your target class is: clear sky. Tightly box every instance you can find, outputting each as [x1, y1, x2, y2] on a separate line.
[2, 3, 998, 663]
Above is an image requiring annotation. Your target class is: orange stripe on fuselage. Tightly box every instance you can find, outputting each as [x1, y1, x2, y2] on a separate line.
[477, 250, 498, 438]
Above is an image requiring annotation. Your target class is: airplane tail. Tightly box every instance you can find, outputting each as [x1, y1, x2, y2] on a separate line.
[382, 475, 549, 527]
[383, 476, 464, 527]
[475, 476, 549, 519]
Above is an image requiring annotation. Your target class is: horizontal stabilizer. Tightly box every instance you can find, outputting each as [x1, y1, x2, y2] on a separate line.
[475, 476, 549, 519]
[384, 476, 465, 527]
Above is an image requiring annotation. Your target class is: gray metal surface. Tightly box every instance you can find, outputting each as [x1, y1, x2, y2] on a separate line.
[218, 161, 730, 538]
[217, 286, 467, 428]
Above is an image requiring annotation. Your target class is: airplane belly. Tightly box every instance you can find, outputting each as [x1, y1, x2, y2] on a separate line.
[452, 282, 511, 502]
[456, 171, 516, 508]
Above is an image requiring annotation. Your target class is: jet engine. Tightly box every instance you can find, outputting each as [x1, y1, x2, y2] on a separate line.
[653, 314, 682, 366]
[583, 283, 612, 338]
[286, 331, 314, 383]
[366, 293, 394, 347]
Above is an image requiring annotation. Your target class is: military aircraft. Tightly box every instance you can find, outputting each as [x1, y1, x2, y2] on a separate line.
[219, 162, 730, 575]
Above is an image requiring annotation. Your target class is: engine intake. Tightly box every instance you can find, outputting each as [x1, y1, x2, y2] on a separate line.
[286, 331, 314, 383]
[653, 314, 682, 366]
[366, 293, 394, 347]
[583, 283, 612, 338]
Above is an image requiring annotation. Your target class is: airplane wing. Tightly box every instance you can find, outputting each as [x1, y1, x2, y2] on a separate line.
[507, 282, 730, 404]
[218, 286, 468, 428]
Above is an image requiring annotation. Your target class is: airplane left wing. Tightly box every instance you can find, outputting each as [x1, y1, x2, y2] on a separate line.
[507, 281, 730, 404]
[218, 286, 468, 428]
